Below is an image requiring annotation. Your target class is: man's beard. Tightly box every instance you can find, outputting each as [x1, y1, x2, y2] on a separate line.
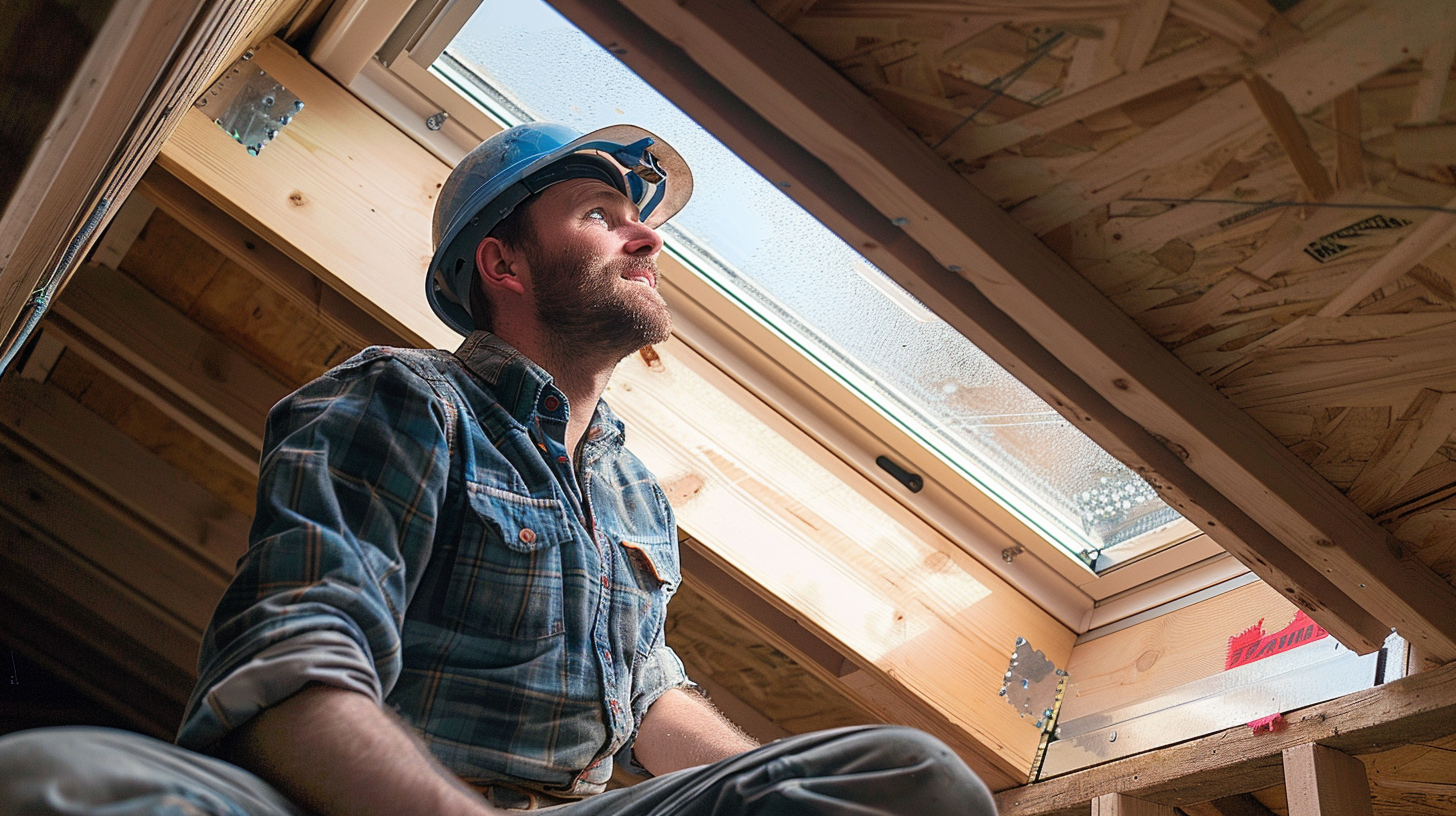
[530, 246, 673, 362]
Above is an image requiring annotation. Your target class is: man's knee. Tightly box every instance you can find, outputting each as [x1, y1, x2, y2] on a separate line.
[786, 725, 997, 814]
[0, 726, 300, 816]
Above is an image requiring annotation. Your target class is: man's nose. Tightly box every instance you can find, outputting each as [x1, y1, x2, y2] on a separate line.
[623, 221, 663, 257]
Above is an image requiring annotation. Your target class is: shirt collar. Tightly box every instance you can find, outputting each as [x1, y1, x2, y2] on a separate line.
[454, 332, 626, 451]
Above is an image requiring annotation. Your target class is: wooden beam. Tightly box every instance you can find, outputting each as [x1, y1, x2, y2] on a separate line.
[0, 372, 250, 574]
[681, 542, 1027, 790]
[1093, 793, 1175, 816]
[995, 659, 1456, 816]
[157, 37, 1074, 784]
[49, 262, 294, 468]
[0, 0, 301, 369]
[558, 0, 1456, 661]
[157, 42, 457, 351]
[137, 166, 404, 352]
[1283, 743, 1375, 816]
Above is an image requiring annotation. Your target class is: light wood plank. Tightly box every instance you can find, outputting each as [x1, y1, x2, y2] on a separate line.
[1283, 743, 1375, 816]
[0, 373, 250, 573]
[1061, 581, 1301, 721]
[137, 167, 403, 352]
[50, 262, 293, 466]
[157, 38, 457, 351]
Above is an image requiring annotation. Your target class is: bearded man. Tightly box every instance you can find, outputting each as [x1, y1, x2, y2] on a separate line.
[0, 123, 995, 816]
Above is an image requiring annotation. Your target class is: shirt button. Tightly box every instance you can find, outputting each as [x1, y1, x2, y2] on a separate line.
[602, 648, 612, 661]
[609, 699, 621, 714]
[543, 395, 561, 412]
[519, 528, 536, 544]
[557, 455, 569, 465]
[601, 575, 610, 589]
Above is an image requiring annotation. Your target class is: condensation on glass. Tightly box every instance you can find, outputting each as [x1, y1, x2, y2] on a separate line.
[435, 0, 1187, 571]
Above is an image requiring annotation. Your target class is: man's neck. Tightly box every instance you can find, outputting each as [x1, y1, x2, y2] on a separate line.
[497, 327, 619, 459]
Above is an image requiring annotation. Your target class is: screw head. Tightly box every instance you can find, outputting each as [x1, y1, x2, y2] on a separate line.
[891, 216, 910, 226]
[1109, 730, 1118, 742]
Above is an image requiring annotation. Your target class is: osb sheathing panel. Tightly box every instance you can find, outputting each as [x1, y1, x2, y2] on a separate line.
[763, 0, 1456, 585]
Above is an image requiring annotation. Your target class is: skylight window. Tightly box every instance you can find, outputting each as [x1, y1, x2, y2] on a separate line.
[432, 0, 1187, 571]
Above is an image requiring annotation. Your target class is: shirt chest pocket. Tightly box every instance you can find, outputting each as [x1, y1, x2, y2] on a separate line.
[443, 482, 574, 641]
[614, 535, 679, 657]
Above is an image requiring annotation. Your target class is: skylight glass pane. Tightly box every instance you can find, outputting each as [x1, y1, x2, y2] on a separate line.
[433, 0, 1186, 570]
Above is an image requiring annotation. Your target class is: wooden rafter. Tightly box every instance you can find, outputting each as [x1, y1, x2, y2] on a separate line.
[546, 0, 1456, 661]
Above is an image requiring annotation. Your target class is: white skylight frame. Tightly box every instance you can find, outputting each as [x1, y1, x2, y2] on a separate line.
[306, 0, 1247, 628]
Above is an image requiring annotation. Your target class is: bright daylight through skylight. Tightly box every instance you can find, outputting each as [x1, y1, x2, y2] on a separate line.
[434, 0, 1187, 571]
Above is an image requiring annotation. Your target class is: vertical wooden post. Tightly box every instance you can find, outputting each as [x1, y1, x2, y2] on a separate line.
[1283, 743, 1375, 816]
[1092, 793, 1176, 816]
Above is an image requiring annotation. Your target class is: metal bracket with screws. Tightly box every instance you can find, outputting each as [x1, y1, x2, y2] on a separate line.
[194, 51, 303, 156]
[998, 636, 1069, 782]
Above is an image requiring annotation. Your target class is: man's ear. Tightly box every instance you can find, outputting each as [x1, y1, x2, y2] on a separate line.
[475, 236, 527, 296]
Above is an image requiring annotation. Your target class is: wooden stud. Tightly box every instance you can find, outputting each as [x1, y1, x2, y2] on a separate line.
[0, 374, 250, 574]
[1243, 73, 1334, 202]
[1331, 89, 1365, 189]
[49, 262, 294, 468]
[1283, 743, 1375, 816]
[1092, 793, 1175, 816]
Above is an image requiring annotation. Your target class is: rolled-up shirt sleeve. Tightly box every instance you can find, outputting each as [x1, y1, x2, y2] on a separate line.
[615, 641, 698, 776]
[177, 351, 452, 753]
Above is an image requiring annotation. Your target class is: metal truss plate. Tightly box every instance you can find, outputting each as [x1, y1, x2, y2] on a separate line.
[194, 52, 303, 156]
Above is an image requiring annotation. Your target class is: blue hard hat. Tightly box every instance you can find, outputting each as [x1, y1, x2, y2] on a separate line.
[428, 122, 693, 336]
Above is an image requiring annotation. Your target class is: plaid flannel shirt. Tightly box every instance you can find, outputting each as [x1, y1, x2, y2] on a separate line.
[177, 332, 693, 797]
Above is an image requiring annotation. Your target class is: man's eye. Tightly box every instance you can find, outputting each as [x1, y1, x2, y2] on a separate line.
[587, 209, 607, 222]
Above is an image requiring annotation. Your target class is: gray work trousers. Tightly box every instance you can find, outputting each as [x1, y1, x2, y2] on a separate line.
[0, 724, 996, 815]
